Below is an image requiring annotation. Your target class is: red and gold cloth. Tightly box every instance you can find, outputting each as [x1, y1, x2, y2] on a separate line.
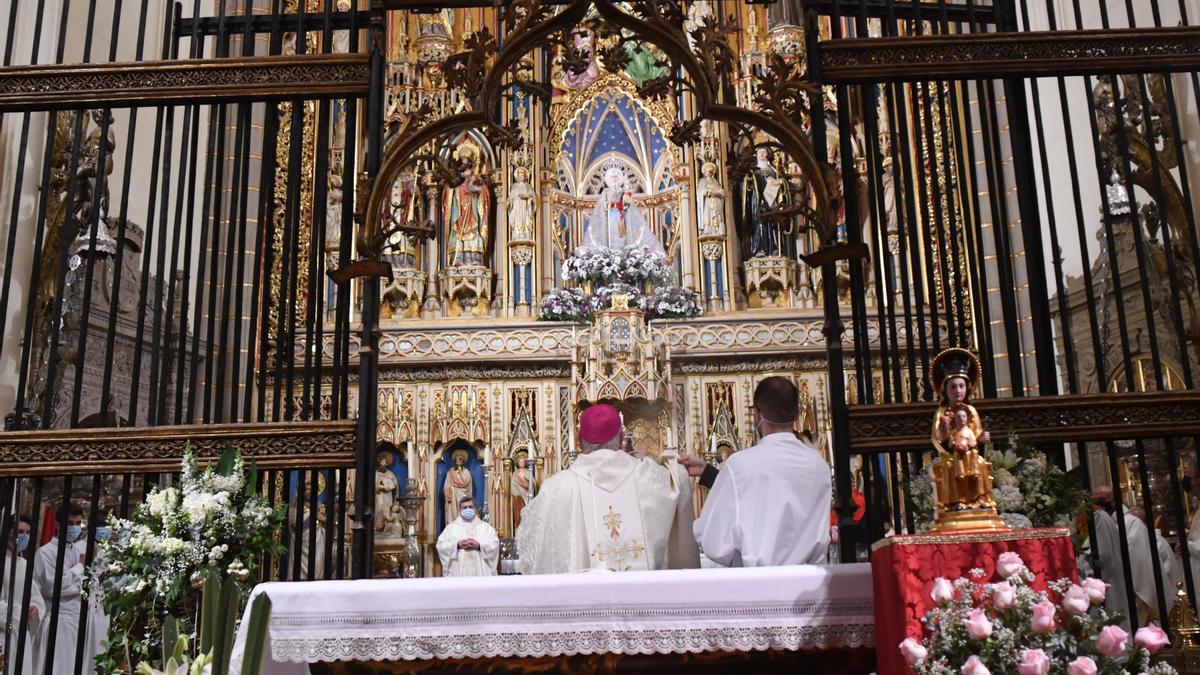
[871, 528, 1077, 675]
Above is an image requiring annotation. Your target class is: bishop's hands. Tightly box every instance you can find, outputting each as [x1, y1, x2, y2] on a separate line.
[457, 538, 481, 551]
[678, 455, 708, 478]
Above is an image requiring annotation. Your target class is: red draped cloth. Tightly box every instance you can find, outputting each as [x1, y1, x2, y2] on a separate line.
[871, 528, 1078, 675]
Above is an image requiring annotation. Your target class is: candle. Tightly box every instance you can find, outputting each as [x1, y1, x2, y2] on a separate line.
[406, 440, 416, 470]
[666, 427, 674, 449]
[710, 433, 717, 457]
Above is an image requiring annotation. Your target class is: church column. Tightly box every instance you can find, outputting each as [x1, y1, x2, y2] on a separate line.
[674, 161, 698, 291]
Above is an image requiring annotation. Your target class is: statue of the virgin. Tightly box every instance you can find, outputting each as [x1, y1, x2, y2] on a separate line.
[580, 164, 665, 255]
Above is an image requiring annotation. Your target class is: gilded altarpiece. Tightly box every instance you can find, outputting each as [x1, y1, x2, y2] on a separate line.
[284, 5, 984, 576]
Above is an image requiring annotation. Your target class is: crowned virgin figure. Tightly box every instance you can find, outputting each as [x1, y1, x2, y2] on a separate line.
[581, 163, 665, 255]
[928, 347, 1007, 532]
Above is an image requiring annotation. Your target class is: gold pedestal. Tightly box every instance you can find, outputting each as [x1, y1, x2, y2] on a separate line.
[932, 505, 1009, 533]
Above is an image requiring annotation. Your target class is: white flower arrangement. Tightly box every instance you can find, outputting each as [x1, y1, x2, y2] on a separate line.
[539, 287, 594, 322]
[561, 245, 671, 287]
[640, 285, 703, 319]
[903, 552, 1177, 675]
[97, 447, 284, 671]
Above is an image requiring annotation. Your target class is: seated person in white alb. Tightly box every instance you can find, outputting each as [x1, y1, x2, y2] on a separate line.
[436, 496, 500, 577]
[691, 376, 832, 567]
[517, 403, 699, 574]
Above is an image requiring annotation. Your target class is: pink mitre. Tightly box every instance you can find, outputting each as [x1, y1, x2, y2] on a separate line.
[579, 404, 622, 444]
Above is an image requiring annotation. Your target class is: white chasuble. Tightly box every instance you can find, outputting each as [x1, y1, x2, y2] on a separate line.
[517, 448, 699, 575]
[436, 517, 500, 577]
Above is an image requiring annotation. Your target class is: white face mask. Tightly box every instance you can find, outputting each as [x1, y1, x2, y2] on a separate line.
[460, 507, 476, 521]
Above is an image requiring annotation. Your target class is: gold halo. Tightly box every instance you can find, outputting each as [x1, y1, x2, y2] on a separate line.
[376, 449, 394, 465]
[928, 347, 982, 399]
[451, 448, 470, 465]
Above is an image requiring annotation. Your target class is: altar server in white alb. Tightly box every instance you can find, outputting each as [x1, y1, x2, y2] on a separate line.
[694, 376, 832, 567]
[35, 503, 105, 675]
[2, 515, 44, 675]
[517, 404, 699, 573]
[436, 496, 500, 576]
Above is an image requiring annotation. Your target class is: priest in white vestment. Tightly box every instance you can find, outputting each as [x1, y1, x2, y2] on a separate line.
[35, 504, 103, 675]
[1091, 486, 1163, 629]
[693, 377, 832, 567]
[436, 497, 500, 577]
[517, 404, 699, 574]
[2, 516, 44, 675]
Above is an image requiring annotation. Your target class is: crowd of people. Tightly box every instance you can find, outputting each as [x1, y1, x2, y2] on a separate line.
[436, 376, 834, 576]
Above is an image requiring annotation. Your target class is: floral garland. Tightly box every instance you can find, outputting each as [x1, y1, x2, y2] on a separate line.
[97, 448, 283, 672]
[906, 434, 1088, 532]
[902, 552, 1176, 675]
[539, 287, 593, 323]
[639, 285, 703, 319]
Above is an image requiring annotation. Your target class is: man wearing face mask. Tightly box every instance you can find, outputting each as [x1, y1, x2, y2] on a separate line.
[436, 497, 499, 577]
[692, 376, 832, 567]
[2, 515, 44, 675]
[34, 503, 95, 674]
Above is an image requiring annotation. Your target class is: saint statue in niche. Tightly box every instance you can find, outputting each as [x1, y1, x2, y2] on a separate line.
[697, 162, 726, 236]
[374, 450, 405, 537]
[443, 450, 474, 526]
[736, 147, 788, 258]
[581, 164, 664, 255]
[443, 144, 491, 267]
[510, 456, 534, 530]
[507, 165, 536, 240]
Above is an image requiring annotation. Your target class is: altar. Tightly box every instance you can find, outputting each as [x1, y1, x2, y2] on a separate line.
[232, 564, 875, 674]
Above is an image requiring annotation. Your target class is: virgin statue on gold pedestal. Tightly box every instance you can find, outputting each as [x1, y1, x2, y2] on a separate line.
[929, 348, 1008, 532]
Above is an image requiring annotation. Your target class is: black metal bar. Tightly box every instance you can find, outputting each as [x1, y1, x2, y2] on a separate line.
[174, 9, 371, 39]
[808, 0, 997, 23]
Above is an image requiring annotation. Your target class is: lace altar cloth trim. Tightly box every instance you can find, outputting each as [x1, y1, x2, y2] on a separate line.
[271, 624, 875, 662]
[232, 564, 875, 668]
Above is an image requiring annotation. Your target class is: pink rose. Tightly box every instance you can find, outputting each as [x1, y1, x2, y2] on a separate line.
[1017, 649, 1050, 675]
[963, 608, 993, 640]
[1134, 623, 1170, 654]
[996, 551, 1025, 578]
[1030, 600, 1057, 633]
[931, 577, 955, 604]
[961, 655, 991, 675]
[1067, 656, 1097, 675]
[1080, 578, 1108, 604]
[899, 637, 928, 666]
[1095, 624, 1128, 657]
[1061, 585, 1091, 615]
[991, 581, 1016, 610]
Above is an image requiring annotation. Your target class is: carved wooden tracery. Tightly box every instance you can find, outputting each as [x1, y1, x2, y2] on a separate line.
[353, 0, 866, 275]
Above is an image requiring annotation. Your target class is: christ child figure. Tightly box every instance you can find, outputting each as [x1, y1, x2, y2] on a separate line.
[944, 403, 979, 480]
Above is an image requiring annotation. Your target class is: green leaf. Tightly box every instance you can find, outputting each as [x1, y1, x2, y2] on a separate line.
[239, 593, 272, 675]
[162, 615, 179, 666]
[244, 461, 259, 499]
[200, 570, 221, 654]
[216, 447, 238, 476]
[211, 577, 239, 675]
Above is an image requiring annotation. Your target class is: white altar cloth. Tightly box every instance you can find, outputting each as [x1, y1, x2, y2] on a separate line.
[231, 564, 874, 673]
